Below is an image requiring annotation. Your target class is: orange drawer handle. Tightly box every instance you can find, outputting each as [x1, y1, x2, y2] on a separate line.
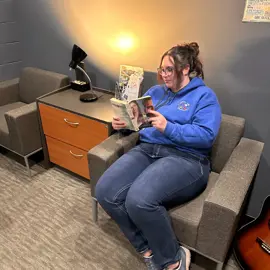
[69, 150, 83, 158]
[64, 118, 79, 127]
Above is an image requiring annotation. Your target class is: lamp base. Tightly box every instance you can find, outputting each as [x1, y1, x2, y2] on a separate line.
[71, 80, 90, 92]
[79, 93, 98, 102]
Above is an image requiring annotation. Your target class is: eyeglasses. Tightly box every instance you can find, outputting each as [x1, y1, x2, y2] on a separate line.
[157, 66, 174, 76]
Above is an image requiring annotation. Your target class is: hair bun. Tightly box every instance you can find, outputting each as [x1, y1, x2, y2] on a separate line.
[188, 42, 200, 57]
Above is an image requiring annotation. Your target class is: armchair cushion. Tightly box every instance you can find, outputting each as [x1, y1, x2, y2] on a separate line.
[211, 114, 245, 173]
[0, 78, 20, 106]
[4, 103, 41, 155]
[19, 67, 70, 104]
[0, 102, 26, 148]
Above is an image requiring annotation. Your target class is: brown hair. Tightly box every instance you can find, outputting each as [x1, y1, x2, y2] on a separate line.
[157, 42, 204, 84]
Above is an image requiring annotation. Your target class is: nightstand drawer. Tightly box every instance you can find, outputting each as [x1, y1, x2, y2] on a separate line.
[39, 103, 109, 151]
[46, 136, 90, 179]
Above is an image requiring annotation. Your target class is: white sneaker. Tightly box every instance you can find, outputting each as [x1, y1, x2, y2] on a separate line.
[178, 246, 191, 270]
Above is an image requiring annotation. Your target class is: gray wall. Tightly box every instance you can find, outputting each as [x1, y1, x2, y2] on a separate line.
[15, 0, 116, 91]
[16, 0, 270, 217]
[0, 0, 21, 81]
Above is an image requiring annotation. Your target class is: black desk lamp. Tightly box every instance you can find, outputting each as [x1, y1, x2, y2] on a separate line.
[69, 44, 98, 102]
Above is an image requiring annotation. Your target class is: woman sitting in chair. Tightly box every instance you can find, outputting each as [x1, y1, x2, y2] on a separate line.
[96, 42, 222, 270]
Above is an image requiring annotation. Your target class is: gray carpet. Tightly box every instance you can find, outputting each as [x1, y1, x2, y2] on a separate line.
[0, 152, 241, 270]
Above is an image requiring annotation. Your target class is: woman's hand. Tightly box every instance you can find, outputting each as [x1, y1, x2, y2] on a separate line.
[112, 116, 127, 130]
[148, 110, 167, 132]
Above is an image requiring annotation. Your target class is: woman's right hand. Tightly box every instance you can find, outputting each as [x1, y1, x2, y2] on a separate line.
[112, 117, 127, 130]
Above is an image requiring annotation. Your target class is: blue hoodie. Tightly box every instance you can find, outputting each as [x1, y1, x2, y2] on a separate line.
[139, 77, 222, 157]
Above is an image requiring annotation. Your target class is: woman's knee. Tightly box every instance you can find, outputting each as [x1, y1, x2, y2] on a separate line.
[125, 189, 153, 218]
[95, 176, 113, 205]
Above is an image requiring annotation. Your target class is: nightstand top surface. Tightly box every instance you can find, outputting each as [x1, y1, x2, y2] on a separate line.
[38, 87, 114, 123]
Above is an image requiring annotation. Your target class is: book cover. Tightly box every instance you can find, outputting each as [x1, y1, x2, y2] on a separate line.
[110, 95, 154, 131]
[118, 65, 144, 101]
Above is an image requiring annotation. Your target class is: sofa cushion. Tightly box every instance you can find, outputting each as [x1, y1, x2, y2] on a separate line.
[211, 114, 245, 173]
[169, 172, 219, 248]
[0, 102, 26, 148]
[19, 67, 69, 104]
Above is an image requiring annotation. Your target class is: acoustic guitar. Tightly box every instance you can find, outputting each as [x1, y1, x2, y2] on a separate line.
[234, 196, 270, 269]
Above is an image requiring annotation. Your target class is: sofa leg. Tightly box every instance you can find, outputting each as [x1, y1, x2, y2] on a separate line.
[92, 197, 98, 223]
[24, 156, 32, 177]
[216, 262, 223, 270]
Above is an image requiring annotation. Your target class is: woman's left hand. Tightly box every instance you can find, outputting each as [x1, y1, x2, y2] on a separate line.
[148, 110, 167, 133]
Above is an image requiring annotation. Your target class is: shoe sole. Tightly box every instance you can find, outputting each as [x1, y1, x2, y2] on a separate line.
[181, 246, 191, 270]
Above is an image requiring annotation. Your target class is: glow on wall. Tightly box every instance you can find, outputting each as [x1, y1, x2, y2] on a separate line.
[44, 0, 187, 77]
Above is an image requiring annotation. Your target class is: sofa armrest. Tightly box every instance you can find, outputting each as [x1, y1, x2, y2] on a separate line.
[88, 131, 139, 197]
[0, 78, 20, 106]
[196, 137, 264, 262]
[4, 102, 42, 155]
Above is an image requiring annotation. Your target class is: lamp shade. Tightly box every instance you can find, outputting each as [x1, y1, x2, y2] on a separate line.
[69, 44, 87, 69]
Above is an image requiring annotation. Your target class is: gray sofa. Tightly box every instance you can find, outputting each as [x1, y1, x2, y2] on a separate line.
[0, 67, 69, 175]
[87, 114, 264, 270]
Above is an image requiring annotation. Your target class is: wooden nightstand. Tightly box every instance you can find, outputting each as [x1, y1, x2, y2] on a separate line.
[37, 86, 114, 179]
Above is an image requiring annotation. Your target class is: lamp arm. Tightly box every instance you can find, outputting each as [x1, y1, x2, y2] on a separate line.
[76, 65, 93, 91]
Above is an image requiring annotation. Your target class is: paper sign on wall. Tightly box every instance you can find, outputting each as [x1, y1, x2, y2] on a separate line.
[243, 0, 270, 22]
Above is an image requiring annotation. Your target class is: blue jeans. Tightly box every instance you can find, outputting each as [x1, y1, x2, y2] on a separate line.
[95, 142, 210, 269]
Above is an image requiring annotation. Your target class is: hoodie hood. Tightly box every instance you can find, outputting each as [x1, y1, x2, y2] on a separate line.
[168, 77, 206, 96]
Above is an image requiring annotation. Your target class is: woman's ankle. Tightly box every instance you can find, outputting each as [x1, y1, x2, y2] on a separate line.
[142, 250, 153, 258]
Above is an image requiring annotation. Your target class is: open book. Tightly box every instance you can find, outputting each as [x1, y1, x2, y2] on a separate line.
[110, 96, 154, 131]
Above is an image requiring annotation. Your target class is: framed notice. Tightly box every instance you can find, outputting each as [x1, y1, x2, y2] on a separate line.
[243, 0, 270, 22]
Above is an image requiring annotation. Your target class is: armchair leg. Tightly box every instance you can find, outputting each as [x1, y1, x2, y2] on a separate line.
[216, 262, 223, 270]
[92, 197, 98, 223]
[24, 156, 32, 177]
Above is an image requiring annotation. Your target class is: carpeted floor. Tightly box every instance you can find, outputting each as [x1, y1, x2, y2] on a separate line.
[0, 152, 241, 270]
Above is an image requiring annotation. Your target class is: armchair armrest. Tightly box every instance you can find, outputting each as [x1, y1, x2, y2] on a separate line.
[0, 78, 20, 106]
[196, 137, 264, 262]
[4, 102, 42, 155]
[88, 131, 139, 197]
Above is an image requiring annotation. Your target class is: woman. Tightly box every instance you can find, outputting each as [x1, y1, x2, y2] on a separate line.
[96, 42, 222, 270]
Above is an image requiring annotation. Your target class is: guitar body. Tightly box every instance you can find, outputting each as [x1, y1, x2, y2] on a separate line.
[234, 196, 270, 270]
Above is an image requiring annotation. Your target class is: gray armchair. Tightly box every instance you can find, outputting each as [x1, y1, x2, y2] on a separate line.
[0, 67, 69, 175]
[87, 114, 264, 270]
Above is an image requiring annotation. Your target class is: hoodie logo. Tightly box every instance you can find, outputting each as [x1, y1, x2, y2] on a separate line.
[178, 101, 190, 111]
